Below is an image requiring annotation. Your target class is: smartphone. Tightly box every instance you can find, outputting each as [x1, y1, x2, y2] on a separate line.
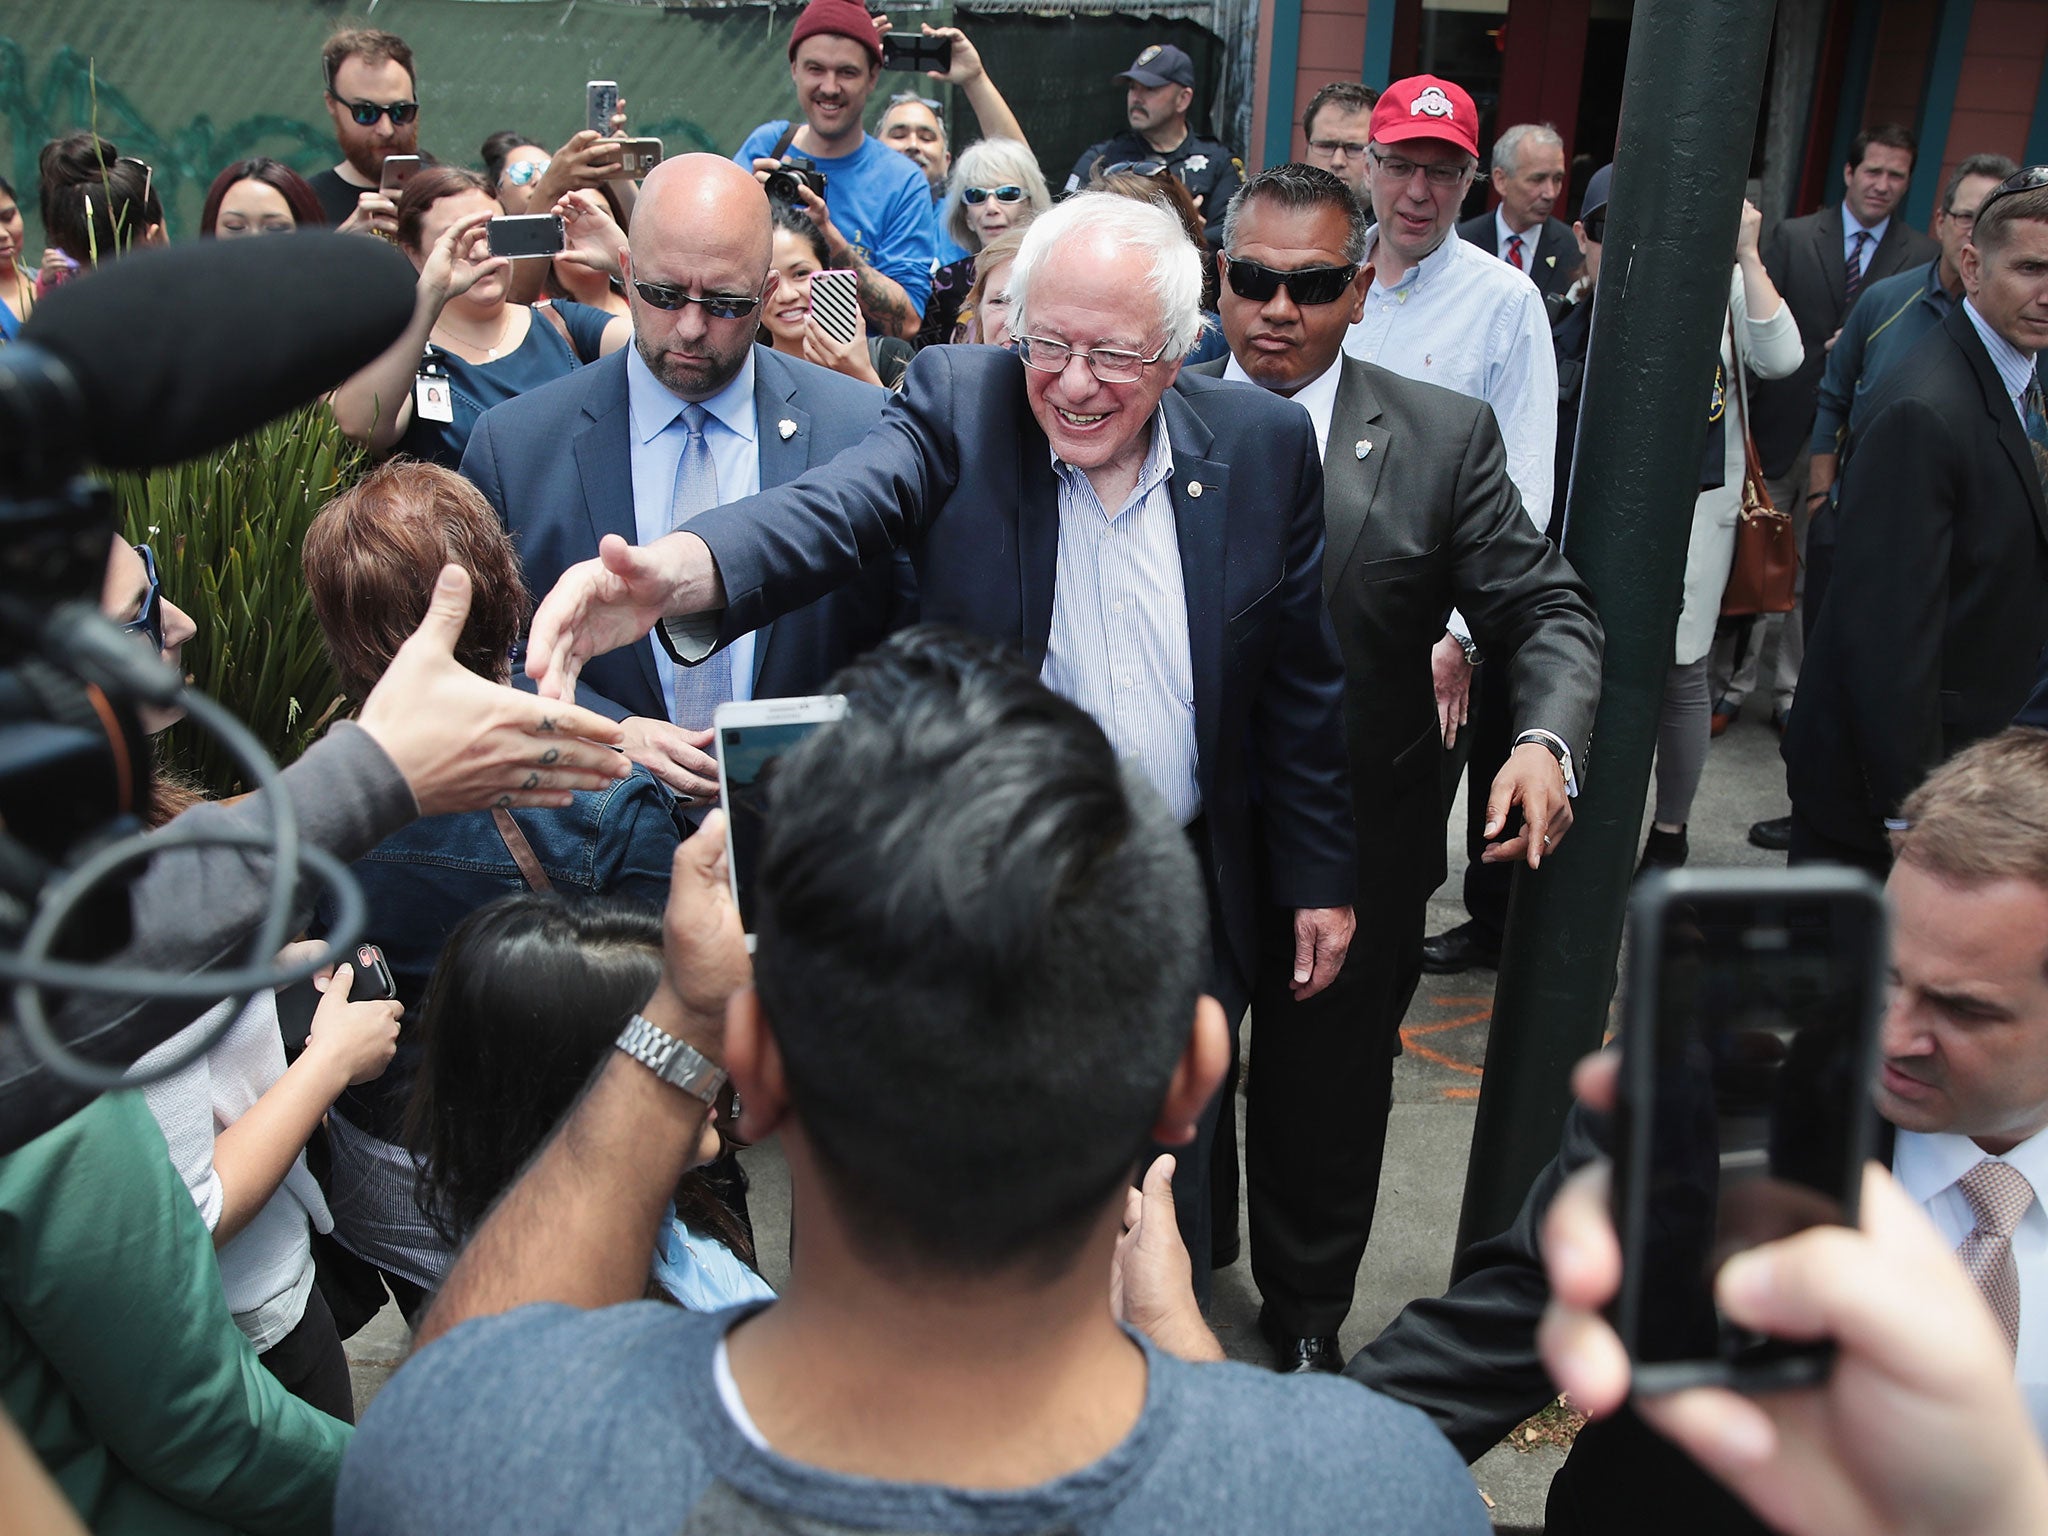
[1611, 867, 1888, 1395]
[880, 32, 952, 74]
[487, 213, 567, 259]
[348, 943, 399, 1003]
[614, 136, 664, 177]
[378, 154, 422, 196]
[714, 695, 848, 950]
[586, 79, 620, 136]
[808, 269, 861, 346]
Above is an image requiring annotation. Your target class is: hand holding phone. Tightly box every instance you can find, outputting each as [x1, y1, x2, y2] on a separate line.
[807, 269, 861, 346]
[714, 696, 847, 950]
[586, 80, 620, 137]
[379, 154, 423, 196]
[305, 949, 403, 1087]
[487, 214, 567, 259]
[880, 32, 952, 73]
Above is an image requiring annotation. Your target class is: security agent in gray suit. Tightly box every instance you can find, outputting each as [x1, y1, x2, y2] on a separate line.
[1194, 164, 1602, 1374]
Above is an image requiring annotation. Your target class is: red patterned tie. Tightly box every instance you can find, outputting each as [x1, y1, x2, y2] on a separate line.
[1506, 233, 1525, 271]
[1956, 1158, 2033, 1355]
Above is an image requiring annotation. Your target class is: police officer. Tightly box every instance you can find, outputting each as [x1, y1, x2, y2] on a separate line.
[1064, 44, 1241, 246]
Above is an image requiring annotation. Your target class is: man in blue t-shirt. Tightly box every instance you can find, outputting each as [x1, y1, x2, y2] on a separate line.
[734, 0, 937, 339]
[336, 630, 1488, 1536]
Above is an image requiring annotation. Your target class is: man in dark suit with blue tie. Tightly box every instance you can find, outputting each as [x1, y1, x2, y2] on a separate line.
[461, 154, 911, 804]
[522, 190, 1360, 1282]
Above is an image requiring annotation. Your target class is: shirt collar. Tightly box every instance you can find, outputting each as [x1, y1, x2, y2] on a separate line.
[1223, 350, 1343, 459]
[1843, 203, 1891, 249]
[1896, 1124, 2048, 1208]
[1495, 206, 1531, 252]
[1048, 405, 1175, 506]
[1964, 297, 2040, 395]
[627, 343, 758, 448]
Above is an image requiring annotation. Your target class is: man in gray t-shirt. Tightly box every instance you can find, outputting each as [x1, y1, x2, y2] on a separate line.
[337, 629, 1486, 1534]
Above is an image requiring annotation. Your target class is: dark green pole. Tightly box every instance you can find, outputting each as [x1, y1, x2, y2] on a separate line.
[1452, 0, 1781, 1264]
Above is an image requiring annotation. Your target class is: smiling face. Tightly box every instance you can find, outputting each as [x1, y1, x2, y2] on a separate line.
[1021, 236, 1179, 479]
[1217, 198, 1368, 392]
[325, 53, 418, 182]
[879, 99, 949, 192]
[763, 225, 822, 348]
[792, 34, 880, 150]
[407, 189, 508, 308]
[1876, 860, 2048, 1154]
[213, 177, 298, 238]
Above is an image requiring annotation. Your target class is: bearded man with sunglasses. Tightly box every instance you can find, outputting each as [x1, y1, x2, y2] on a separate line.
[1192, 163, 1600, 1372]
[311, 27, 421, 236]
[460, 154, 914, 801]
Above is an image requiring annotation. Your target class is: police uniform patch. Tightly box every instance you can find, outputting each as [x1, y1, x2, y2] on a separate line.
[1136, 44, 1163, 65]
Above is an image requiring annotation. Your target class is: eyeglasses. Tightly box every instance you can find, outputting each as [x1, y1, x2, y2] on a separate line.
[1307, 138, 1369, 160]
[1103, 159, 1171, 179]
[1368, 148, 1471, 188]
[888, 92, 944, 117]
[630, 280, 763, 320]
[1224, 257, 1359, 306]
[1581, 211, 1606, 243]
[122, 543, 164, 652]
[1015, 334, 1169, 383]
[961, 185, 1026, 206]
[329, 91, 420, 128]
[1971, 166, 2048, 225]
[501, 157, 552, 187]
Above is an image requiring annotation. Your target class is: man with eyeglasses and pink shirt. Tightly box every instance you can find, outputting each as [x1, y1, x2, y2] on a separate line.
[310, 26, 421, 238]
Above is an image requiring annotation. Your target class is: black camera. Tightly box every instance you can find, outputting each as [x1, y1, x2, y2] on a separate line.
[763, 155, 827, 206]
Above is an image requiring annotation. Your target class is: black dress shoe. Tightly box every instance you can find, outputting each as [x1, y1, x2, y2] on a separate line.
[1748, 815, 1793, 851]
[1420, 920, 1501, 974]
[1273, 1335, 1345, 1374]
[1637, 825, 1689, 874]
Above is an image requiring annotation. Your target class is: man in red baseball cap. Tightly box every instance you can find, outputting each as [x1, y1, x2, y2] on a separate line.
[734, 0, 938, 339]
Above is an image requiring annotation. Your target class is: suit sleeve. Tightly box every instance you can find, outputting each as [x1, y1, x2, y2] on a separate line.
[1827, 390, 1957, 818]
[686, 348, 963, 646]
[1257, 422, 1359, 909]
[1447, 404, 1604, 765]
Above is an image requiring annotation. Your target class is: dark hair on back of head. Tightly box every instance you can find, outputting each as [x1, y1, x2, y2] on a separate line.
[1223, 162, 1370, 264]
[752, 626, 1209, 1278]
[323, 26, 417, 92]
[1941, 153, 2019, 219]
[1847, 122, 1917, 172]
[39, 134, 164, 265]
[405, 892, 756, 1267]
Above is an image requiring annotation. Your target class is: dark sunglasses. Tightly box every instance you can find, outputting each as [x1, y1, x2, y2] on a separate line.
[961, 184, 1026, 206]
[1581, 211, 1606, 243]
[123, 543, 164, 652]
[1223, 257, 1359, 307]
[631, 280, 762, 320]
[329, 91, 419, 128]
[1974, 166, 2048, 224]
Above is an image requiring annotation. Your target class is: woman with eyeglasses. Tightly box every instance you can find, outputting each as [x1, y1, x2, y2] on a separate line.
[759, 203, 913, 389]
[35, 134, 166, 296]
[919, 137, 1049, 349]
[0, 174, 36, 340]
[200, 158, 325, 240]
[329, 165, 631, 468]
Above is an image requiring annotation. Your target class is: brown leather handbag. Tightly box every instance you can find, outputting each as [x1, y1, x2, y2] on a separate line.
[1720, 313, 1800, 616]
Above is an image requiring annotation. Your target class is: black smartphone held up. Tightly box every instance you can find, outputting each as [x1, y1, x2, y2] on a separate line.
[880, 32, 952, 74]
[487, 214, 566, 259]
[714, 696, 847, 951]
[586, 79, 620, 136]
[1611, 866, 1888, 1396]
[348, 943, 398, 1003]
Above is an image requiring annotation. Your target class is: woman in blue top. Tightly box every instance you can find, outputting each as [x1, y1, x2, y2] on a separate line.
[0, 176, 35, 340]
[329, 166, 630, 468]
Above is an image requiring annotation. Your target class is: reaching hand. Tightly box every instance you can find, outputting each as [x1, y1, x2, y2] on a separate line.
[1432, 634, 1473, 746]
[1736, 199, 1763, 261]
[923, 23, 986, 84]
[619, 716, 720, 801]
[358, 564, 630, 814]
[302, 962, 402, 1088]
[525, 533, 708, 703]
[1480, 742, 1573, 869]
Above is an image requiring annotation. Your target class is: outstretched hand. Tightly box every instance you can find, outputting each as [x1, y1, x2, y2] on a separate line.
[525, 533, 710, 702]
[1479, 743, 1573, 869]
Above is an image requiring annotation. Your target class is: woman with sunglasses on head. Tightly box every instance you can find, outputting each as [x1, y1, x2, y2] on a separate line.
[760, 203, 913, 389]
[329, 165, 631, 468]
[35, 134, 166, 296]
[199, 158, 325, 239]
[0, 174, 36, 340]
[918, 137, 1049, 349]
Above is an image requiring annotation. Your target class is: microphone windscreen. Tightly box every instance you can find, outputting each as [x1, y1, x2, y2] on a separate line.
[20, 232, 419, 471]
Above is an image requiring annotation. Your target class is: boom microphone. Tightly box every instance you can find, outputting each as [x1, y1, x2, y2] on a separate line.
[9, 230, 418, 472]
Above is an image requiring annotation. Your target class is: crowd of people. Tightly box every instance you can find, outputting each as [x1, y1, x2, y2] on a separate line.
[4, 6, 2048, 1534]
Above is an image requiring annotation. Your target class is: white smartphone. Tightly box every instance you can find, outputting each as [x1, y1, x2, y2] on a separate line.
[713, 695, 848, 950]
[808, 269, 861, 346]
[586, 80, 620, 136]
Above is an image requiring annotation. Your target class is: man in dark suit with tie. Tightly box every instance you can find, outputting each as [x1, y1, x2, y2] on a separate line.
[1720, 124, 1938, 794]
[461, 154, 912, 804]
[1196, 164, 1602, 1373]
[522, 190, 1360, 1282]
[1781, 167, 2048, 873]
[1456, 123, 1582, 306]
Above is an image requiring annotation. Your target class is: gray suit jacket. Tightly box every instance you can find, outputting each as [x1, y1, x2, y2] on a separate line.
[1195, 354, 1603, 906]
[1749, 203, 1938, 475]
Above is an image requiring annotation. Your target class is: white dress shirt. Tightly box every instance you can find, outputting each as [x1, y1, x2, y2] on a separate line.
[1494, 207, 1537, 267]
[1842, 204, 1890, 267]
[628, 345, 757, 714]
[1894, 1125, 2048, 1442]
[1040, 416, 1201, 825]
[1962, 297, 2040, 426]
[1221, 352, 1342, 459]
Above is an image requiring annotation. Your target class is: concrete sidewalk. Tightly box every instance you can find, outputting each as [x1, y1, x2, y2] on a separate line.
[348, 709, 1796, 1529]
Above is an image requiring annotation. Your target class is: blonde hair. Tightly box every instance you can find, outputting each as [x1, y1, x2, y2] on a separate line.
[1892, 728, 2048, 893]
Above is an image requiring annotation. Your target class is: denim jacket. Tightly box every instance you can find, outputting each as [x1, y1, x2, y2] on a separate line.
[315, 768, 683, 1142]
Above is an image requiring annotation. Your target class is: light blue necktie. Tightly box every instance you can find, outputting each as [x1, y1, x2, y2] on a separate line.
[668, 404, 733, 730]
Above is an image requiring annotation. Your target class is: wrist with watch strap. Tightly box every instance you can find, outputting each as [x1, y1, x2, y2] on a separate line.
[1451, 631, 1482, 667]
[614, 1012, 726, 1104]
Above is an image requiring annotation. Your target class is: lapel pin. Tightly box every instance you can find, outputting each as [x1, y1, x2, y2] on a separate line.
[1187, 480, 1203, 498]
[1545, 255, 1556, 268]
[777, 418, 797, 440]
[1354, 439, 1372, 460]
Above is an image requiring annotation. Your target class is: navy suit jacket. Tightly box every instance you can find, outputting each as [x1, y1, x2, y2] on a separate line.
[676, 345, 1357, 988]
[1457, 212, 1582, 303]
[462, 345, 914, 720]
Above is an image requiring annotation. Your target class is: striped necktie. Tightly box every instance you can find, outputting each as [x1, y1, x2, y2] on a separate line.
[1956, 1158, 2034, 1355]
[1506, 233, 1524, 271]
[1844, 230, 1870, 305]
[668, 404, 733, 731]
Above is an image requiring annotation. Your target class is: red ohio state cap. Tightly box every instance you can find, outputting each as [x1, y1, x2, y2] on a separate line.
[1369, 75, 1480, 158]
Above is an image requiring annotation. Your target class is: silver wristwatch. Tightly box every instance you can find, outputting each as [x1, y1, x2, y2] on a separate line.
[614, 1014, 727, 1105]
[1454, 631, 1483, 667]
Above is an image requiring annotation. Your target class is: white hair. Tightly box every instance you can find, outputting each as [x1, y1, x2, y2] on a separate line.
[941, 138, 1052, 252]
[1492, 122, 1564, 177]
[1007, 192, 1204, 361]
